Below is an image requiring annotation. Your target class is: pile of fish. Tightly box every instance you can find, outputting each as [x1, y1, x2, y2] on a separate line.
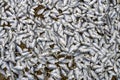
[0, 0, 120, 80]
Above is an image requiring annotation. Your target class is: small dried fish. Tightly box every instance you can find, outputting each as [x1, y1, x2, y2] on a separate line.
[14, 66, 25, 70]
